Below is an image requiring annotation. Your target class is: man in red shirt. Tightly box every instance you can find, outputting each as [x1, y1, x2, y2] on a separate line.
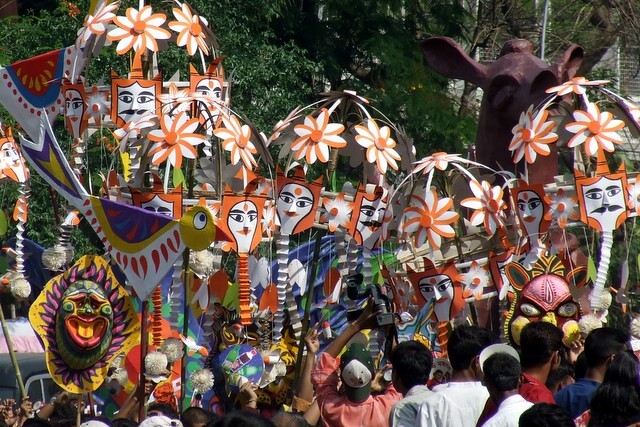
[518, 322, 564, 403]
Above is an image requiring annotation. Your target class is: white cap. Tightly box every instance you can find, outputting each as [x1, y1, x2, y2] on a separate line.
[479, 343, 520, 372]
[341, 359, 372, 388]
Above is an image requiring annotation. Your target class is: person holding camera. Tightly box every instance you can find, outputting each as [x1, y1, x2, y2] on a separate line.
[310, 296, 401, 427]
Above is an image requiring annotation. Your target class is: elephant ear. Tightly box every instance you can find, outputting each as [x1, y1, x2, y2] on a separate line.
[421, 37, 490, 89]
[504, 262, 529, 293]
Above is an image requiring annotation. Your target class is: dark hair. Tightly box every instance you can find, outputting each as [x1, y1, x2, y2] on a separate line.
[110, 419, 138, 427]
[269, 412, 309, 427]
[545, 359, 575, 392]
[518, 403, 574, 427]
[483, 353, 521, 392]
[181, 407, 213, 427]
[448, 325, 493, 371]
[588, 350, 640, 426]
[584, 327, 629, 368]
[574, 351, 587, 380]
[389, 340, 433, 389]
[22, 419, 53, 427]
[147, 402, 179, 420]
[211, 411, 275, 427]
[519, 322, 563, 369]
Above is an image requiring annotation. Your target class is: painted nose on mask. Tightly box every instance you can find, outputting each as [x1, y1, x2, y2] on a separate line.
[287, 203, 297, 213]
[540, 312, 557, 326]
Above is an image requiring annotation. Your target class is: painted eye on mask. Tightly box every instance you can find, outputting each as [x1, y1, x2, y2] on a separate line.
[557, 302, 578, 317]
[520, 303, 541, 317]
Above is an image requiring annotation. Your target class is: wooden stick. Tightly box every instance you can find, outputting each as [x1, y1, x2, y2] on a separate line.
[0, 305, 25, 398]
[137, 299, 149, 421]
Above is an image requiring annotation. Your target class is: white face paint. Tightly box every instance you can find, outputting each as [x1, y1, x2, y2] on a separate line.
[516, 190, 544, 238]
[418, 273, 454, 322]
[116, 82, 156, 125]
[277, 183, 314, 235]
[581, 176, 626, 231]
[0, 140, 26, 183]
[228, 200, 259, 253]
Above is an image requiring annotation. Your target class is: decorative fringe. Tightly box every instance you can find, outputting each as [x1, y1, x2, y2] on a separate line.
[273, 232, 290, 341]
[169, 257, 184, 329]
[591, 231, 613, 309]
[238, 254, 251, 325]
[152, 286, 163, 347]
[362, 249, 373, 289]
[285, 285, 302, 340]
[70, 137, 86, 176]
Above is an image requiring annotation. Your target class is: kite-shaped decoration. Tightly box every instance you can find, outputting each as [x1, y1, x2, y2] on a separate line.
[20, 116, 230, 300]
[110, 55, 162, 128]
[29, 255, 139, 393]
[504, 255, 587, 346]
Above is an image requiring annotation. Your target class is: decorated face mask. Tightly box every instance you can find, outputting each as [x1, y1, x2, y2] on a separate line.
[111, 56, 161, 128]
[276, 167, 323, 235]
[130, 173, 182, 218]
[190, 59, 226, 131]
[511, 180, 550, 239]
[575, 150, 629, 232]
[29, 255, 139, 393]
[505, 255, 587, 346]
[348, 185, 388, 250]
[408, 260, 464, 323]
[62, 79, 88, 139]
[221, 188, 266, 254]
[0, 128, 29, 183]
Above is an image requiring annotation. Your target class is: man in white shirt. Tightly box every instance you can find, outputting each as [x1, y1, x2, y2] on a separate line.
[481, 352, 533, 427]
[415, 325, 493, 426]
[389, 340, 433, 427]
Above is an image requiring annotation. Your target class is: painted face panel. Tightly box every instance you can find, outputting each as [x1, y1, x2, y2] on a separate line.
[577, 175, 627, 231]
[62, 81, 87, 139]
[114, 81, 157, 126]
[130, 174, 183, 218]
[349, 186, 388, 250]
[408, 261, 464, 323]
[277, 183, 313, 234]
[190, 61, 226, 131]
[511, 182, 550, 239]
[0, 135, 28, 183]
[229, 200, 258, 253]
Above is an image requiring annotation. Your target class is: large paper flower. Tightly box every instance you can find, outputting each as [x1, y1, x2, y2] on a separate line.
[86, 86, 109, 126]
[509, 106, 558, 164]
[462, 261, 490, 300]
[460, 180, 507, 235]
[546, 77, 610, 96]
[76, 0, 119, 48]
[168, 3, 210, 56]
[402, 190, 459, 249]
[291, 108, 346, 164]
[321, 193, 353, 232]
[412, 152, 465, 175]
[565, 102, 625, 156]
[113, 112, 157, 153]
[158, 83, 193, 115]
[147, 111, 205, 168]
[213, 114, 258, 170]
[353, 119, 401, 174]
[107, 5, 171, 56]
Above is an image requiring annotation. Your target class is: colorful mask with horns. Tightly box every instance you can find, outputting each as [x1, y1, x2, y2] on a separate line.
[29, 255, 139, 393]
[276, 166, 323, 235]
[504, 255, 586, 346]
[408, 259, 464, 322]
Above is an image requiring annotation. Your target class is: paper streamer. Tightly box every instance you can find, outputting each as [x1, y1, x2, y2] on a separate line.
[273, 232, 290, 341]
[238, 254, 251, 325]
[170, 257, 184, 329]
[591, 230, 613, 309]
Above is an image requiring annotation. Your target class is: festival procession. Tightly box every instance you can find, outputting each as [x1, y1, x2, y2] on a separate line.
[0, 0, 640, 426]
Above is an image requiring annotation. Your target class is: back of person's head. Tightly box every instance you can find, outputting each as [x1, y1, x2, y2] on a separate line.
[545, 358, 575, 393]
[518, 403, 574, 427]
[212, 411, 274, 427]
[139, 416, 182, 427]
[389, 340, 433, 390]
[483, 352, 521, 392]
[269, 412, 309, 427]
[584, 327, 629, 368]
[589, 350, 640, 427]
[79, 417, 111, 427]
[574, 351, 587, 379]
[448, 325, 493, 371]
[181, 407, 212, 427]
[22, 419, 53, 427]
[147, 403, 179, 421]
[110, 419, 138, 427]
[519, 322, 563, 369]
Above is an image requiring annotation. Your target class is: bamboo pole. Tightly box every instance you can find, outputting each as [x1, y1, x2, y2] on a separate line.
[0, 305, 25, 398]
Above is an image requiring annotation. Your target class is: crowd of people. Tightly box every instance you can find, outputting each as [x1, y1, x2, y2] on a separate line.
[1, 298, 638, 427]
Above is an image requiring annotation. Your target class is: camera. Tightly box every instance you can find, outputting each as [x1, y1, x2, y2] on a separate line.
[345, 273, 395, 327]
